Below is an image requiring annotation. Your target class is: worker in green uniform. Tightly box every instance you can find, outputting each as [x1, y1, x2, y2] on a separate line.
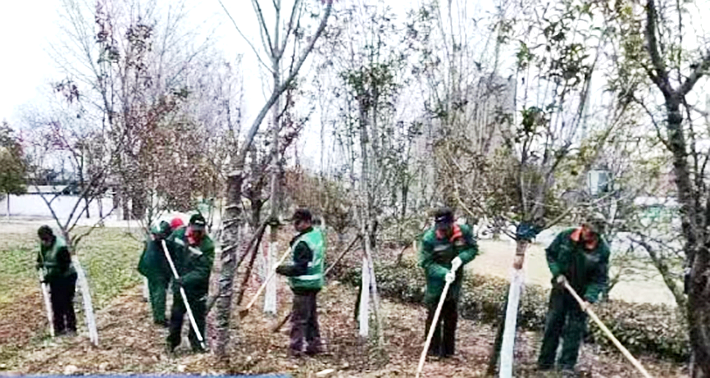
[276, 208, 326, 357]
[36, 225, 77, 336]
[419, 208, 478, 358]
[165, 213, 214, 353]
[537, 214, 609, 376]
[138, 218, 184, 326]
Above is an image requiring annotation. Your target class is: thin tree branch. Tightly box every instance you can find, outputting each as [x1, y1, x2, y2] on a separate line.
[279, 0, 302, 59]
[252, 0, 276, 57]
[632, 96, 673, 150]
[72, 205, 117, 248]
[233, 0, 333, 168]
[679, 51, 710, 96]
[218, 0, 273, 73]
[644, 0, 672, 95]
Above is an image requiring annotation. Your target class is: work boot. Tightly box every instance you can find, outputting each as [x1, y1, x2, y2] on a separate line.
[166, 338, 180, 355]
[289, 349, 305, 358]
[305, 346, 323, 356]
[305, 339, 324, 356]
[561, 368, 577, 378]
[154, 319, 169, 327]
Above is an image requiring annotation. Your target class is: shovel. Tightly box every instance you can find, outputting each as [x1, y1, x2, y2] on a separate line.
[563, 281, 653, 378]
[161, 240, 206, 350]
[238, 247, 291, 318]
[416, 264, 461, 378]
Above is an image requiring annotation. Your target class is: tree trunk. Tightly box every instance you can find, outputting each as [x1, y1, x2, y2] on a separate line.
[98, 197, 104, 226]
[640, 239, 688, 310]
[358, 255, 370, 337]
[363, 221, 385, 349]
[121, 189, 130, 221]
[688, 249, 710, 377]
[264, 225, 278, 315]
[264, 20, 282, 316]
[131, 191, 147, 220]
[488, 240, 529, 375]
[213, 170, 245, 359]
[210, 0, 333, 358]
[85, 196, 91, 219]
[664, 98, 710, 377]
[399, 185, 409, 242]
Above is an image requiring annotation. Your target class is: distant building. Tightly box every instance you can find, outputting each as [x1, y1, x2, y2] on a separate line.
[469, 74, 516, 155]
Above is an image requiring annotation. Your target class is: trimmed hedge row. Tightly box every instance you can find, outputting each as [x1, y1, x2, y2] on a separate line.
[335, 261, 689, 362]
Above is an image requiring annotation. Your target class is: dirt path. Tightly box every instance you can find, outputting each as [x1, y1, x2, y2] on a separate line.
[1, 275, 687, 377]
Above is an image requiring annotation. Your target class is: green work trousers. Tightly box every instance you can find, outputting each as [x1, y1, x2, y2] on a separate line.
[148, 275, 170, 324]
[167, 291, 206, 352]
[537, 287, 588, 370]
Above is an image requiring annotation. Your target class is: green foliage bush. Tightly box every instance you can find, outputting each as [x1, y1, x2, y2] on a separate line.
[336, 261, 689, 362]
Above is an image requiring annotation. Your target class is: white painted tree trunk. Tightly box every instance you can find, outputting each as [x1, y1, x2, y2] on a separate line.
[142, 276, 150, 301]
[358, 256, 370, 338]
[264, 230, 278, 315]
[258, 241, 267, 280]
[72, 257, 98, 345]
[499, 268, 525, 377]
[39, 270, 55, 337]
[364, 239, 385, 348]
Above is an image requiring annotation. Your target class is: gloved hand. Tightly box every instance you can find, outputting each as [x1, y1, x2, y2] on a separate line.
[451, 256, 462, 272]
[174, 277, 183, 287]
[554, 274, 567, 288]
[445, 270, 456, 284]
[275, 265, 287, 276]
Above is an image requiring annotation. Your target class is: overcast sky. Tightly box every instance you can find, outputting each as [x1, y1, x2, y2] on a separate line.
[0, 0, 253, 122]
[3, 0, 707, 171]
[0, 0, 445, 171]
[0, 0, 323, 165]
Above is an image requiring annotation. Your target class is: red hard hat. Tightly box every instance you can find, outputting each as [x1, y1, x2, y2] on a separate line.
[170, 217, 185, 230]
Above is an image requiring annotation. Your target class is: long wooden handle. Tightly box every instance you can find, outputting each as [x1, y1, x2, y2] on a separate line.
[273, 235, 362, 333]
[563, 282, 653, 378]
[161, 240, 206, 349]
[243, 247, 291, 311]
[38, 270, 55, 337]
[416, 278, 453, 378]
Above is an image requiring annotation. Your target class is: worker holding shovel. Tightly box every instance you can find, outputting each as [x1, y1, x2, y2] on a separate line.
[418, 208, 478, 359]
[537, 213, 609, 377]
[36, 225, 77, 337]
[138, 218, 183, 327]
[165, 213, 214, 353]
[275, 208, 326, 357]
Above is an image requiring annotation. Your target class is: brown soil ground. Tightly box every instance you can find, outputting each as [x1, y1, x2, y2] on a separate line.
[0, 277, 688, 377]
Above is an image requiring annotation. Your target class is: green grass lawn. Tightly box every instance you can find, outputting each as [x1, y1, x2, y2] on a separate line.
[0, 227, 144, 309]
[0, 234, 37, 304]
[74, 228, 144, 309]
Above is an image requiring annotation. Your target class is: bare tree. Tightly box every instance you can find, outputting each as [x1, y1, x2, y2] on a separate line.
[22, 82, 116, 250]
[51, 0, 227, 231]
[602, 0, 710, 373]
[213, 0, 333, 359]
